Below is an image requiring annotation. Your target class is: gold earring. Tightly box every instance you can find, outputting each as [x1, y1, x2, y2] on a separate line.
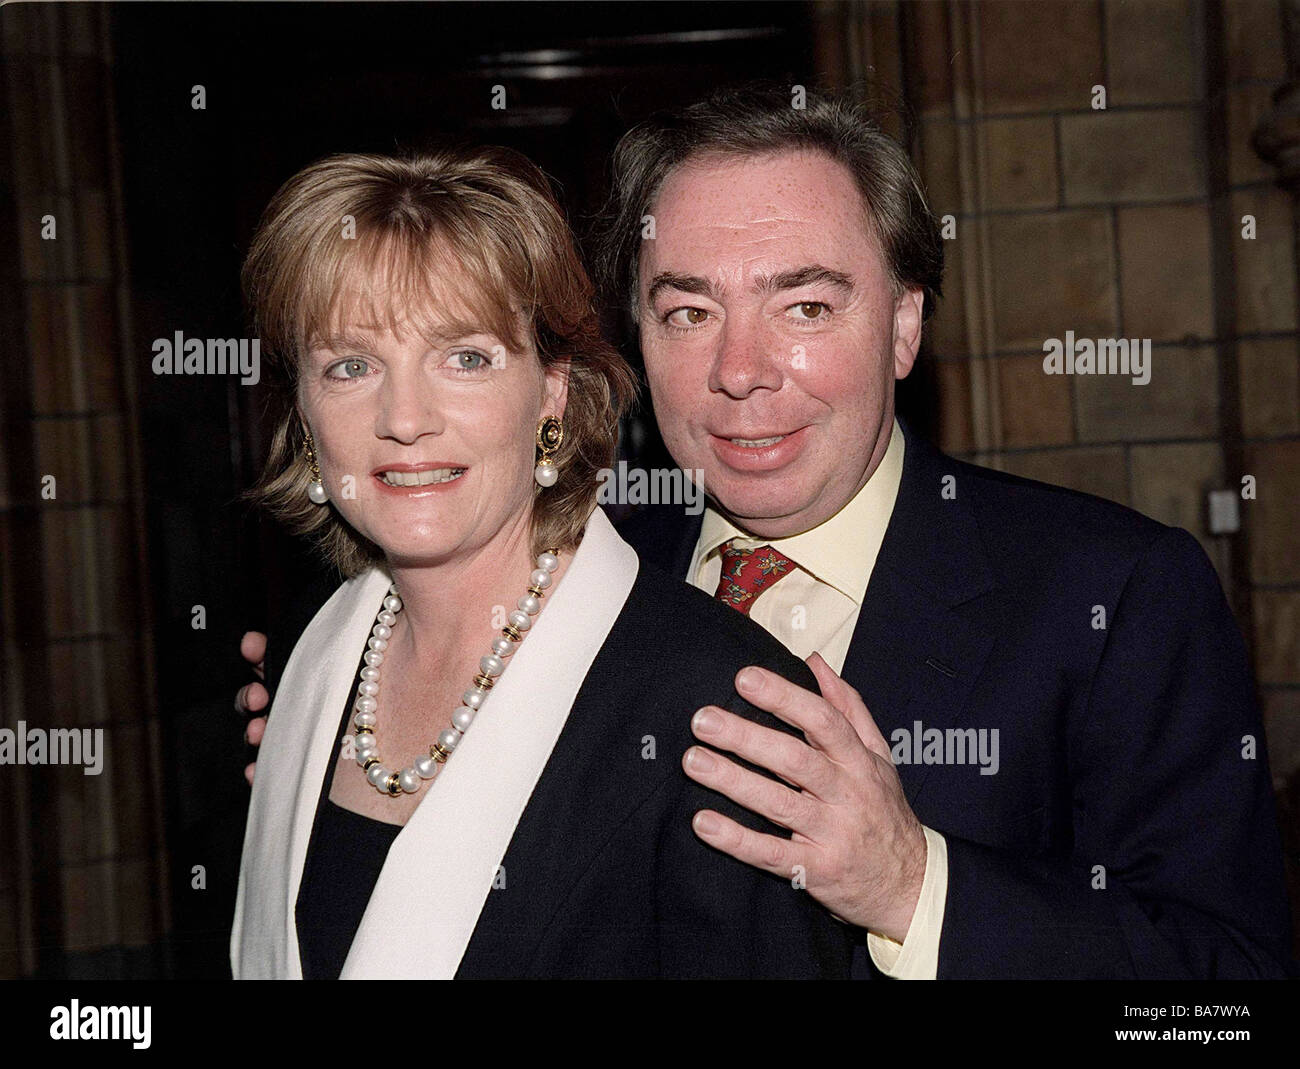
[534, 416, 563, 487]
[304, 431, 328, 504]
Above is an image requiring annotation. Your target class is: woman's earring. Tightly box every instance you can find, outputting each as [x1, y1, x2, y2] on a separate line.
[304, 431, 329, 504]
[534, 416, 563, 487]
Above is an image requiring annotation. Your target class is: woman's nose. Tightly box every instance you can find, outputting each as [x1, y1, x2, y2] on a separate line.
[373, 366, 444, 443]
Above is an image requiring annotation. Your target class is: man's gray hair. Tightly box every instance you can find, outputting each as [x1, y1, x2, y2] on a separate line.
[593, 83, 944, 325]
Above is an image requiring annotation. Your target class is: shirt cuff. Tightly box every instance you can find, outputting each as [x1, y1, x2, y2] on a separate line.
[866, 826, 948, 979]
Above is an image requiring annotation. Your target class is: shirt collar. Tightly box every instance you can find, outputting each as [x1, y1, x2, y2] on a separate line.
[693, 417, 905, 605]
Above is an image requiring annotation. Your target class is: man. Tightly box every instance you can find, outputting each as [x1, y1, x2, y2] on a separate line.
[239, 85, 1293, 978]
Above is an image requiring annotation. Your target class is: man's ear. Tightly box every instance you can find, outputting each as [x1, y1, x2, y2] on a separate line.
[543, 357, 571, 419]
[892, 287, 924, 380]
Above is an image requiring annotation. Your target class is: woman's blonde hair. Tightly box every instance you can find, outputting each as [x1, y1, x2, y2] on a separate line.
[241, 146, 637, 576]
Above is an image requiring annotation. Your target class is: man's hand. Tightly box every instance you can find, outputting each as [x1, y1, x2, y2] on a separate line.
[682, 652, 926, 942]
[236, 631, 268, 785]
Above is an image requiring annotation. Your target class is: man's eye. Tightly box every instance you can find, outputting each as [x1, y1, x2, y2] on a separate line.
[789, 302, 830, 320]
[325, 358, 371, 380]
[665, 307, 710, 328]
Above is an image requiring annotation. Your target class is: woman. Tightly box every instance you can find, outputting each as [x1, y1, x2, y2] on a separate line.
[230, 146, 852, 978]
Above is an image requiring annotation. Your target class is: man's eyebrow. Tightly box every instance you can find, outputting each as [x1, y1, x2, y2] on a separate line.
[755, 265, 854, 294]
[645, 266, 854, 306]
[646, 272, 721, 305]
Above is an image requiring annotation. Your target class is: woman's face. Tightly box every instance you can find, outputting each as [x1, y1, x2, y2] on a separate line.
[297, 274, 567, 570]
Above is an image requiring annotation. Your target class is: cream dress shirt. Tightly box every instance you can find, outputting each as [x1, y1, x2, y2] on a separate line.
[687, 418, 947, 979]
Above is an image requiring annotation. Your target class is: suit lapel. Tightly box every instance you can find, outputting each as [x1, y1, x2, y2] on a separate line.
[839, 419, 996, 806]
[341, 509, 640, 979]
[457, 569, 687, 975]
[231, 567, 391, 979]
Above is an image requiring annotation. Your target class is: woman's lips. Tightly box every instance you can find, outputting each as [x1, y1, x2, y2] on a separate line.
[371, 464, 468, 494]
[707, 427, 809, 472]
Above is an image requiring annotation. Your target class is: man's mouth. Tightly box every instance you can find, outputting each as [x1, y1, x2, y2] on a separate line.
[375, 468, 466, 487]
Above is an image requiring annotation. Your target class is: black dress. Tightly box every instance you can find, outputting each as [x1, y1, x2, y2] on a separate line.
[294, 648, 401, 980]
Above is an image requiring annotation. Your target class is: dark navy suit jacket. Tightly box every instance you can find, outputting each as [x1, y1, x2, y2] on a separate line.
[616, 417, 1294, 979]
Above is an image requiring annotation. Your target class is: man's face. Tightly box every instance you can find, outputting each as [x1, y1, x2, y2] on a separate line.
[637, 149, 923, 538]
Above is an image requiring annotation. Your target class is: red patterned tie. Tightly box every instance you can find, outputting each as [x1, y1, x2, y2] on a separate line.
[713, 540, 796, 616]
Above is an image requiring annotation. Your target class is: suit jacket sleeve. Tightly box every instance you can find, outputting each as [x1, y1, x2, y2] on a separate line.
[938, 526, 1292, 978]
[655, 669, 855, 979]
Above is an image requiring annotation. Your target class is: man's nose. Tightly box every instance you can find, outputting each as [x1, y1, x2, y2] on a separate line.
[374, 364, 445, 443]
[707, 316, 783, 398]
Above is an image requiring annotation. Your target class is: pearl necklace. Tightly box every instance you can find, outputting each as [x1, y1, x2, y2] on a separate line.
[352, 549, 561, 796]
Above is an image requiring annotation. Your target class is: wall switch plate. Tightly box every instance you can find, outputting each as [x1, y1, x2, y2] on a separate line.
[1207, 489, 1240, 535]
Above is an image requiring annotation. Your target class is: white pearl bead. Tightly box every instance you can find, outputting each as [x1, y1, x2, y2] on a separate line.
[354, 695, 377, 714]
[360, 666, 379, 682]
[377, 610, 396, 627]
[491, 637, 514, 657]
[462, 690, 485, 710]
[480, 654, 504, 677]
[373, 624, 392, 640]
[368, 637, 388, 652]
[389, 582, 399, 594]
[538, 551, 558, 572]
[353, 711, 377, 728]
[438, 728, 462, 751]
[399, 769, 421, 793]
[384, 596, 402, 613]
[518, 593, 540, 615]
[415, 756, 438, 779]
[453, 705, 475, 732]
[356, 748, 373, 767]
[358, 680, 378, 697]
[366, 763, 390, 786]
[530, 569, 551, 588]
[534, 461, 558, 487]
[508, 610, 531, 631]
[308, 481, 329, 504]
[364, 650, 384, 667]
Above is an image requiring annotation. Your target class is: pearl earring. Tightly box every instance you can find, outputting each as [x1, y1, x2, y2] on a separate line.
[534, 416, 563, 487]
[304, 431, 329, 504]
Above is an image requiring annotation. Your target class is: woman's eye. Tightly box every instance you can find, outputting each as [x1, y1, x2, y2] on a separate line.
[449, 350, 488, 371]
[665, 307, 710, 328]
[326, 358, 371, 380]
[789, 301, 830, 321]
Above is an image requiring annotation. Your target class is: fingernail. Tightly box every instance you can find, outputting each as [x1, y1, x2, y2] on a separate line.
[692, 708, 720, 735]
[684, 747, 716, 773]
[737, 668, 760, 692]
[694, 812, 720, 835]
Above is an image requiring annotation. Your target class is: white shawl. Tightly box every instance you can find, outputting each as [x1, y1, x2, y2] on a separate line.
[230, 507, 639, 978]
